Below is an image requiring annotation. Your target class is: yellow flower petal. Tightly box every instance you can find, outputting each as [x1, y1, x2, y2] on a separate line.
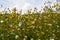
[31, 21, 35, 24]
[41, 32, 45, 35]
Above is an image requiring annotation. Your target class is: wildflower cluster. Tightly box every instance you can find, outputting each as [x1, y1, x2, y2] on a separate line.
[0, 3, 60, 40]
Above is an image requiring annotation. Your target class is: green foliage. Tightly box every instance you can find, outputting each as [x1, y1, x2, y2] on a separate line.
[0, 12, 60, 40]
[0, 2, 60, 40]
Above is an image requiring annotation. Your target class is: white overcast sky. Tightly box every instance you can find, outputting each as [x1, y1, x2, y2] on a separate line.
[0, 0, 56, 12]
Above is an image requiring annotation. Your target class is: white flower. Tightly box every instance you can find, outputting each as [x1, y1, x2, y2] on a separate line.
[0, 20, 4, 23]
[38, 39, 40, 40]
[48, 24, 52, 26]
[15, 35, 19, 39]
[23, 38, 26, 40]
[34, 19, 37, 21]
[57, 25, 59, 28]
[10, 24, 13, 27]
[44, 16, 47, 19]
[18, 22, 22, 26]
[24, 36, 27, 38]
[31, 26, 35, 29]
[1, 34, 3, 36]
[31, 38, 34, 40]
[17, 28, 20, 30]
[53, 20, 55, 23]
[50, 38, 54, 40]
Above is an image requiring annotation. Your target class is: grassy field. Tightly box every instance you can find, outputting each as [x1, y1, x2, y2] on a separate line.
[0, 10, 60, 40]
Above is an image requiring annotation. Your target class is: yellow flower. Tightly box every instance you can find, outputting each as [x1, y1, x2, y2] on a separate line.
[0, 11, 2, 18]
[22, 28, 25, 31]
[10, 16, 12, 19]
[0, 11, 2, 14]
[44, 20, 47, 22]
[41, 31, 45, 35]
[53, 30, 55, 32]
[27, 22, 30, 25]
[12, 12, 17, 17]
[27, 27, 30, 29]
[46, 39, 48, 40]
[31, 21, 35, 24]
[12, 29, 15, 32]
[15, 26, 18, 30]
[25, 16, 28, 18]
[39, 26, 42, 29]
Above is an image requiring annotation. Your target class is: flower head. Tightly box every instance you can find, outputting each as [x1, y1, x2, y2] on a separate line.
[15, 35, 19, 39]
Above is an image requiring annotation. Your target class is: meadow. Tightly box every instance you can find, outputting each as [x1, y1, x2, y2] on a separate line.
[0, 3, 60, 40]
